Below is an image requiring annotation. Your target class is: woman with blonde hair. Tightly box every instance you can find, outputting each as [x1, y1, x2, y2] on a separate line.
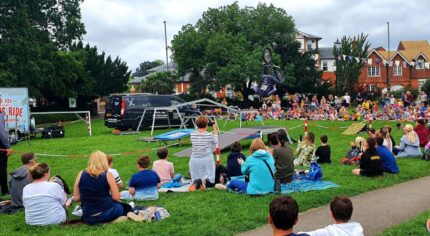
[216, 138, 275, 195]
[71, 151, 132, 224]
[396, 124, 422, 158]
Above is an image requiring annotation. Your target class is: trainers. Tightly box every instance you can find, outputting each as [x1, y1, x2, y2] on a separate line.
[72, 205, 83, 217]
[215, 184, 227, 190]
[111, 216, 128, 223]
[127, 212, 144, 222]
[128, 201, 135, 210]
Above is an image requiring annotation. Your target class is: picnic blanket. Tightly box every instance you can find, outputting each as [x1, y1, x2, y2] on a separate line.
[230, 175, 339, 194]
[280, 179, 339, 194]
[158, 184, 191, 193]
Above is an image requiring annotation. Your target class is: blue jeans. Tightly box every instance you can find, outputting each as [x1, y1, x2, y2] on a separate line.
[227, 179, 248, 193]
[83, 203, 124, 225]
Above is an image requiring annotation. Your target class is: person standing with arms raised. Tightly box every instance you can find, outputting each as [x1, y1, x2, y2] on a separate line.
[0, 111, 13, 195]
[189, 115, 219, 187]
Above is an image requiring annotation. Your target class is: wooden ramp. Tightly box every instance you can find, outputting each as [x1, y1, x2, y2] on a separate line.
[174, 127, 279, 158]
[342, 122, 367, 135]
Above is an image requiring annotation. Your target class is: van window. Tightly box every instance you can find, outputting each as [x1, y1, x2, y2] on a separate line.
[148, 96, 171, 107]
[171, 99, 183, 106]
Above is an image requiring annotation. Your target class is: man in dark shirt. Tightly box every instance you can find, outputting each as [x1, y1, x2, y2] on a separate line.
[315, 135, 331, 164]
[0, 112, 13, 195]
[352, 138, 383, 177]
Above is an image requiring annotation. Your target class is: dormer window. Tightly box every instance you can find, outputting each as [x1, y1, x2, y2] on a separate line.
[416, 59, 425, 70]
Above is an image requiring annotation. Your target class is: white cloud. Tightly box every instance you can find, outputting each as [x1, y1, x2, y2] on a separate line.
[80, 0, 430, 71]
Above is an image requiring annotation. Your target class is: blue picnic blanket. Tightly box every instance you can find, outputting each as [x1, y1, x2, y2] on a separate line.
[229, 175, 339, 194]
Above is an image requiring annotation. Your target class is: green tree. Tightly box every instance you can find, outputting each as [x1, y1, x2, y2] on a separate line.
[333, 33, 371, 95]
[0, 0, 86, 98]
[421, 80, 430, 96]
[171, 2, 323, 99]
[132, 60, 164, 77]
[138, 72, 176, 94]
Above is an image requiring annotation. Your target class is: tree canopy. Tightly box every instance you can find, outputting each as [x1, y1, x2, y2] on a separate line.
[132, 60, 164, 77]
[0, 0, 130, 103]
[171, 2, 323, 98]
[138, 71, 176, 94]
[333, 33, 371, 95]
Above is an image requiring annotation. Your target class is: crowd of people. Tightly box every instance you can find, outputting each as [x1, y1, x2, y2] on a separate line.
[214, 91, 430, 122]
[0, 110, 427, 233]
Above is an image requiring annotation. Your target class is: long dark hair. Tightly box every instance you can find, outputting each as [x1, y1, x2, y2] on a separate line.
[276, 129, 287, 147]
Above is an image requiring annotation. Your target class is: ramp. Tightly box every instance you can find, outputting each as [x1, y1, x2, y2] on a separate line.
[342, 122, 367, 135]
[174, 127, 284, 157]
[174, 128, 260, 157]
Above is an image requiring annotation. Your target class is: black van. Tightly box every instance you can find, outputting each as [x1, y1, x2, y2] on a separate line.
[104, 94, 199, 131]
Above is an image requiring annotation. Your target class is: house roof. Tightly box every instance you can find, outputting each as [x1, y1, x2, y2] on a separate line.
[296, 30, 322, 40]
[397, 40, 430, 61]
[319, 47, 334, 59]
[128, 74, 153, 85]
[147, 62, 176, 73]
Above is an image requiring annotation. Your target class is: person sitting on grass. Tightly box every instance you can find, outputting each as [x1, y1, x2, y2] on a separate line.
[107, 155, 123, 188]
[375, 136, 399, 174]
[23, 163, 67, 226]
[269, 196, 309, 236]
[72, 151, 133, 225]
[121, 156, 160, 201]
[294, 132, 316, 166]
[352, 138, 383, 177]
[395, 124, 422, 158]
[269, 133, 280, 155]
[226, 142, 246, 177]
[414, 118, 429, 147]
[9, 153, 37, 209]
[152, 148, 175, 185]
[273, 129, 295, 184]
[315, 135, 331, 164]
[303, 196, 363, 236]
[215, 138, 274, 195]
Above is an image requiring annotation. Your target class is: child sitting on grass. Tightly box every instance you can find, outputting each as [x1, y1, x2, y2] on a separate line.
[121, 156, 160, 201]
[153, 148, 183, 188]
[294, 132, 316, 166]
[226, 142, 246, 177]
[107, 155, 123, 188]
[315, 135, 331, 164]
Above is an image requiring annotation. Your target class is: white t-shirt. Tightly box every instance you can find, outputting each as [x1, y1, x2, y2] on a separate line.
[23, 181, 67, 226]
[108, 168, 123, 185]
[305, 222, 364, 236]
[344, 95, 351, 104]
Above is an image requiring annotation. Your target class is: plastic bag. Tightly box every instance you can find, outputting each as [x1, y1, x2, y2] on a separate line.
[306, 162, 322, 181]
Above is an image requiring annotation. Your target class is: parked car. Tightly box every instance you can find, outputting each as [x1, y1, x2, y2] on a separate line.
[104, 94, 200, 131]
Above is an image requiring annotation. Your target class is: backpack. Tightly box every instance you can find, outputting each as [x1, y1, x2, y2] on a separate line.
[306, 162, 322, 181]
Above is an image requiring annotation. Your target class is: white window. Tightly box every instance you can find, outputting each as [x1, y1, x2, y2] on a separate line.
[418, 79, 428, 92]
[367, 84, 375, 92]
[322, 61, 328, 71]
[367, 66, 380, 77]
[393, 65, 402, 76]
[416, 59, 425, 70]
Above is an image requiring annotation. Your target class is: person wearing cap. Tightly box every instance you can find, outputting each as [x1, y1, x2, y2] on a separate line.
[396, 124, 422, 158]
[0, 112, 13, 195]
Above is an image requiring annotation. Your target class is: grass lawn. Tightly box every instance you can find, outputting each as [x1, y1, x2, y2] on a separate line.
[1, 118, 430, 236]
[377, 210, 430, 236]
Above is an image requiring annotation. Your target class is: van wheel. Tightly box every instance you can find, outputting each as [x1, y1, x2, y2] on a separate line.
[132, 118, 146, 131]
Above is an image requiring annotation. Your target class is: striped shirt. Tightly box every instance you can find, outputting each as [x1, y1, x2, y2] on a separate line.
[190, 131, 218, 158]
[108, 168, 122, 185]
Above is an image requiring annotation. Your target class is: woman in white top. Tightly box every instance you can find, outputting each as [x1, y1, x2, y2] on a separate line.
[23, 163, 67, 226]
[189, 115, 219, 184]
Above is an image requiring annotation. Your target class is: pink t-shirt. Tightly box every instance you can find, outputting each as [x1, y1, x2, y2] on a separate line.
[152, 159, 174, 183]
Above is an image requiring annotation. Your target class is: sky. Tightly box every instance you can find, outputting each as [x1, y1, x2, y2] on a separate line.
[81, 0, 430, 72]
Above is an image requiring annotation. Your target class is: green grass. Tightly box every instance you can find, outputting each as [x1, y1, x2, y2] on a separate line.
[377, 210, 430, 236]
[1, 119, 430, 236]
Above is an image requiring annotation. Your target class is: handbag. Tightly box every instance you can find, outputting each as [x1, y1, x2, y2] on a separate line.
[262, 159, 281, 192]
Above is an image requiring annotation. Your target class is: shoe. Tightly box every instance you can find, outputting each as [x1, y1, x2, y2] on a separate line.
[215, 184, 226, 190]
[128, 201, 135, 210]
[127, 212, 144, 222]
[72, 205, 83, 217]
[111, 216, 128, 223]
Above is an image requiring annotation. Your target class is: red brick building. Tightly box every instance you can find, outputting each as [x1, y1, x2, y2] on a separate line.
[358, 40, 430, 93]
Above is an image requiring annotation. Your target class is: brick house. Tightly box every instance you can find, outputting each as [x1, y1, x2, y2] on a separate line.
[358, 40, 430, 93]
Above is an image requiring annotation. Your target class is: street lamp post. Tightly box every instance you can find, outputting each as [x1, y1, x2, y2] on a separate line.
[334, 39, 341, 95]
[386, 21, 390, 93]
